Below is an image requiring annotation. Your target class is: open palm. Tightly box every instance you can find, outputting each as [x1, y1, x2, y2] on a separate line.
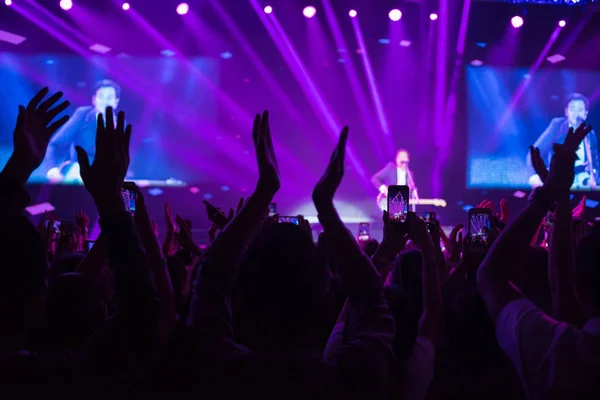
[13, 87, 70, 170]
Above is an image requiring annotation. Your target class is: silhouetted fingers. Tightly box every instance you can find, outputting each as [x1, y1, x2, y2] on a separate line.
[38, 91, 63, 112]
[27, 87, 49, 112]
[105, 107, 115, 131]
[45, 100, 70, 123]
[47, 115, 69, 135]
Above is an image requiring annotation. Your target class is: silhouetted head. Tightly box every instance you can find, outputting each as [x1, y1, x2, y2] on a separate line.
[0, 216, 48, 345]
[44, 272, 107, 350]
[576, 233, 600, 317]
[235, 223, 332, 352]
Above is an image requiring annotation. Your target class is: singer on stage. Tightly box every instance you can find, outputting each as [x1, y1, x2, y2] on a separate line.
[372, 149, 419, 210]
[526, 93, 598, 190]
[44, 79, 122, 184]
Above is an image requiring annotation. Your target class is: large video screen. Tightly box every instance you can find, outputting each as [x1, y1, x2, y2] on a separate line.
[0, 54, 219, 185]
[467, 66, 600, 190]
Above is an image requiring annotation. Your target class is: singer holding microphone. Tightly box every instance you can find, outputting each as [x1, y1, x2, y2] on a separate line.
[526, 93, 599, 190]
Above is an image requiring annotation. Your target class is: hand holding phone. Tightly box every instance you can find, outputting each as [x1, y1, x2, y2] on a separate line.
[278, 215, 301, 225]
[468, 208, 492, 252]
[122, 181, 138, 215]
[387, 185, 410, 223]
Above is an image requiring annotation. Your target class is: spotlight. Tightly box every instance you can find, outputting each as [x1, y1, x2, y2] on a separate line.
[122, 2, 130, 10]
[5, 0, 12, 6]
[511, 16, 524, 28]
[176, 2, 189, 15]
[264, 5, 272, 14]
[303, 6, 316, 18]
[389, 9, 402, 21]
[430, 13, 438, 20]
[558, 20, 566, 27]
[59, 0, 73, 11]
[349, 9, 357, 17]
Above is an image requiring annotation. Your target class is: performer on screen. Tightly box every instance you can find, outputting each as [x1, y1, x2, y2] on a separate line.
[526, 93, 598, 190]
[372, 149, 419, 210]
[45, 79, 121, 183]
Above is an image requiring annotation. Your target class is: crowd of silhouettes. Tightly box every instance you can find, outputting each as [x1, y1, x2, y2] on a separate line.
[0, 87, 599, 399]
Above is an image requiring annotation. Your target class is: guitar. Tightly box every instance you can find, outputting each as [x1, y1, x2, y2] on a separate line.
[377, 192, 447, 211]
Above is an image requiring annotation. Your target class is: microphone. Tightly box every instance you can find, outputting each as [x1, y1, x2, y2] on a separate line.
[576, 116, 585, 126]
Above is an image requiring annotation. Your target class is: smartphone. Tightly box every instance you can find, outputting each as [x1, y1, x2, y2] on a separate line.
[122, 181, 138, 215]
[468, 208, 492, 251]
[387, 185, 410, 223]
[358, 222, 370, 241]
[86, 240, 95, 252]
[268, 202, 277, 217]
[59, 221, 74, 236]
[279, 216, 300, 225]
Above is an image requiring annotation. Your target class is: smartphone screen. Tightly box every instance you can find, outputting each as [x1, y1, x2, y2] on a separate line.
[469, 208, 491, 251]
[469, 209, 491, 239]
[268, 203, 277, 216]
[86, 240, 95, 252]
[122, 182, 138, 215]
[358, 222, 370, 241]
[387, 185, 410, 223]
[279, 216, 300, 225]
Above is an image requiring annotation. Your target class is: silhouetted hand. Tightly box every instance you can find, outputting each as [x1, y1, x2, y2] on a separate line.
[202, 200, 229, 229]
[446, 223, 464, 263]
[165, 202, 176, 233]
[75, 209, 90, 231]
[12, 87, 70, 170]
[529, 146, 549, 183]
[253, 111, 280, 196]
[497, 198, 509, 223]
[572, 196, 586, 218]
[76, 107, 132, 214]
[313, 127, 348, 206]
[407, 212, 434, 250]
[545, 124, 593, 196]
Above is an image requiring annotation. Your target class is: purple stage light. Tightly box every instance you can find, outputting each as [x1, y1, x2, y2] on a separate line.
[176, 2, 189, 15]
[59, 0, 73, 11]
[122, 2, 130, 10]
[303, 6, 316, 18]
[430, 13, 438, 21]
[558, 20, 566, 27]
[349, 9, 357, 17]
[5, 0, 12, 6]
[511, 16, 524, 28]
[264, 5, 272, 14]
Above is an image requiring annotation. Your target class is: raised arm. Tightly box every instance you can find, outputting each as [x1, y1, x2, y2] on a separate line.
[315, 128, 394, 397]
[76, 107, 158, 371]
[187, 111, 280, 348]
[526, 118, 562, 173]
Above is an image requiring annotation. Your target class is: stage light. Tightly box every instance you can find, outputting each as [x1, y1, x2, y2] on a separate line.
[349, 9, 357, 17]
[511, 16, 524, 28]
[303, 6, 316, 18]
[59, 0, 73, 11]
[176, 2, 189, 15]
[264, 5, 272, 14]
[5, 0, 12, 6]
[558, 20, 566, 27]
[122, 2, 130, 10]
[430, 13, 438, 20]
[389, 9, 402, 21]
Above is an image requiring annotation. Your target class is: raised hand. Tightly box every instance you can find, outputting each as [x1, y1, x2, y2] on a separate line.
[446, 223, 464, 263]
[76, 107, 132, 213]
[545, 124, 593, 195]
[312, 127, 349, 206]
[165, 202, 176, 232]
[572, 196, 586, 218]
[253, 111, 280, 196]
[202, 200, 229, 229]
[497, 198, 509, 223]
[3, 88, 70, 185]
[529, 146, 549, 183]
